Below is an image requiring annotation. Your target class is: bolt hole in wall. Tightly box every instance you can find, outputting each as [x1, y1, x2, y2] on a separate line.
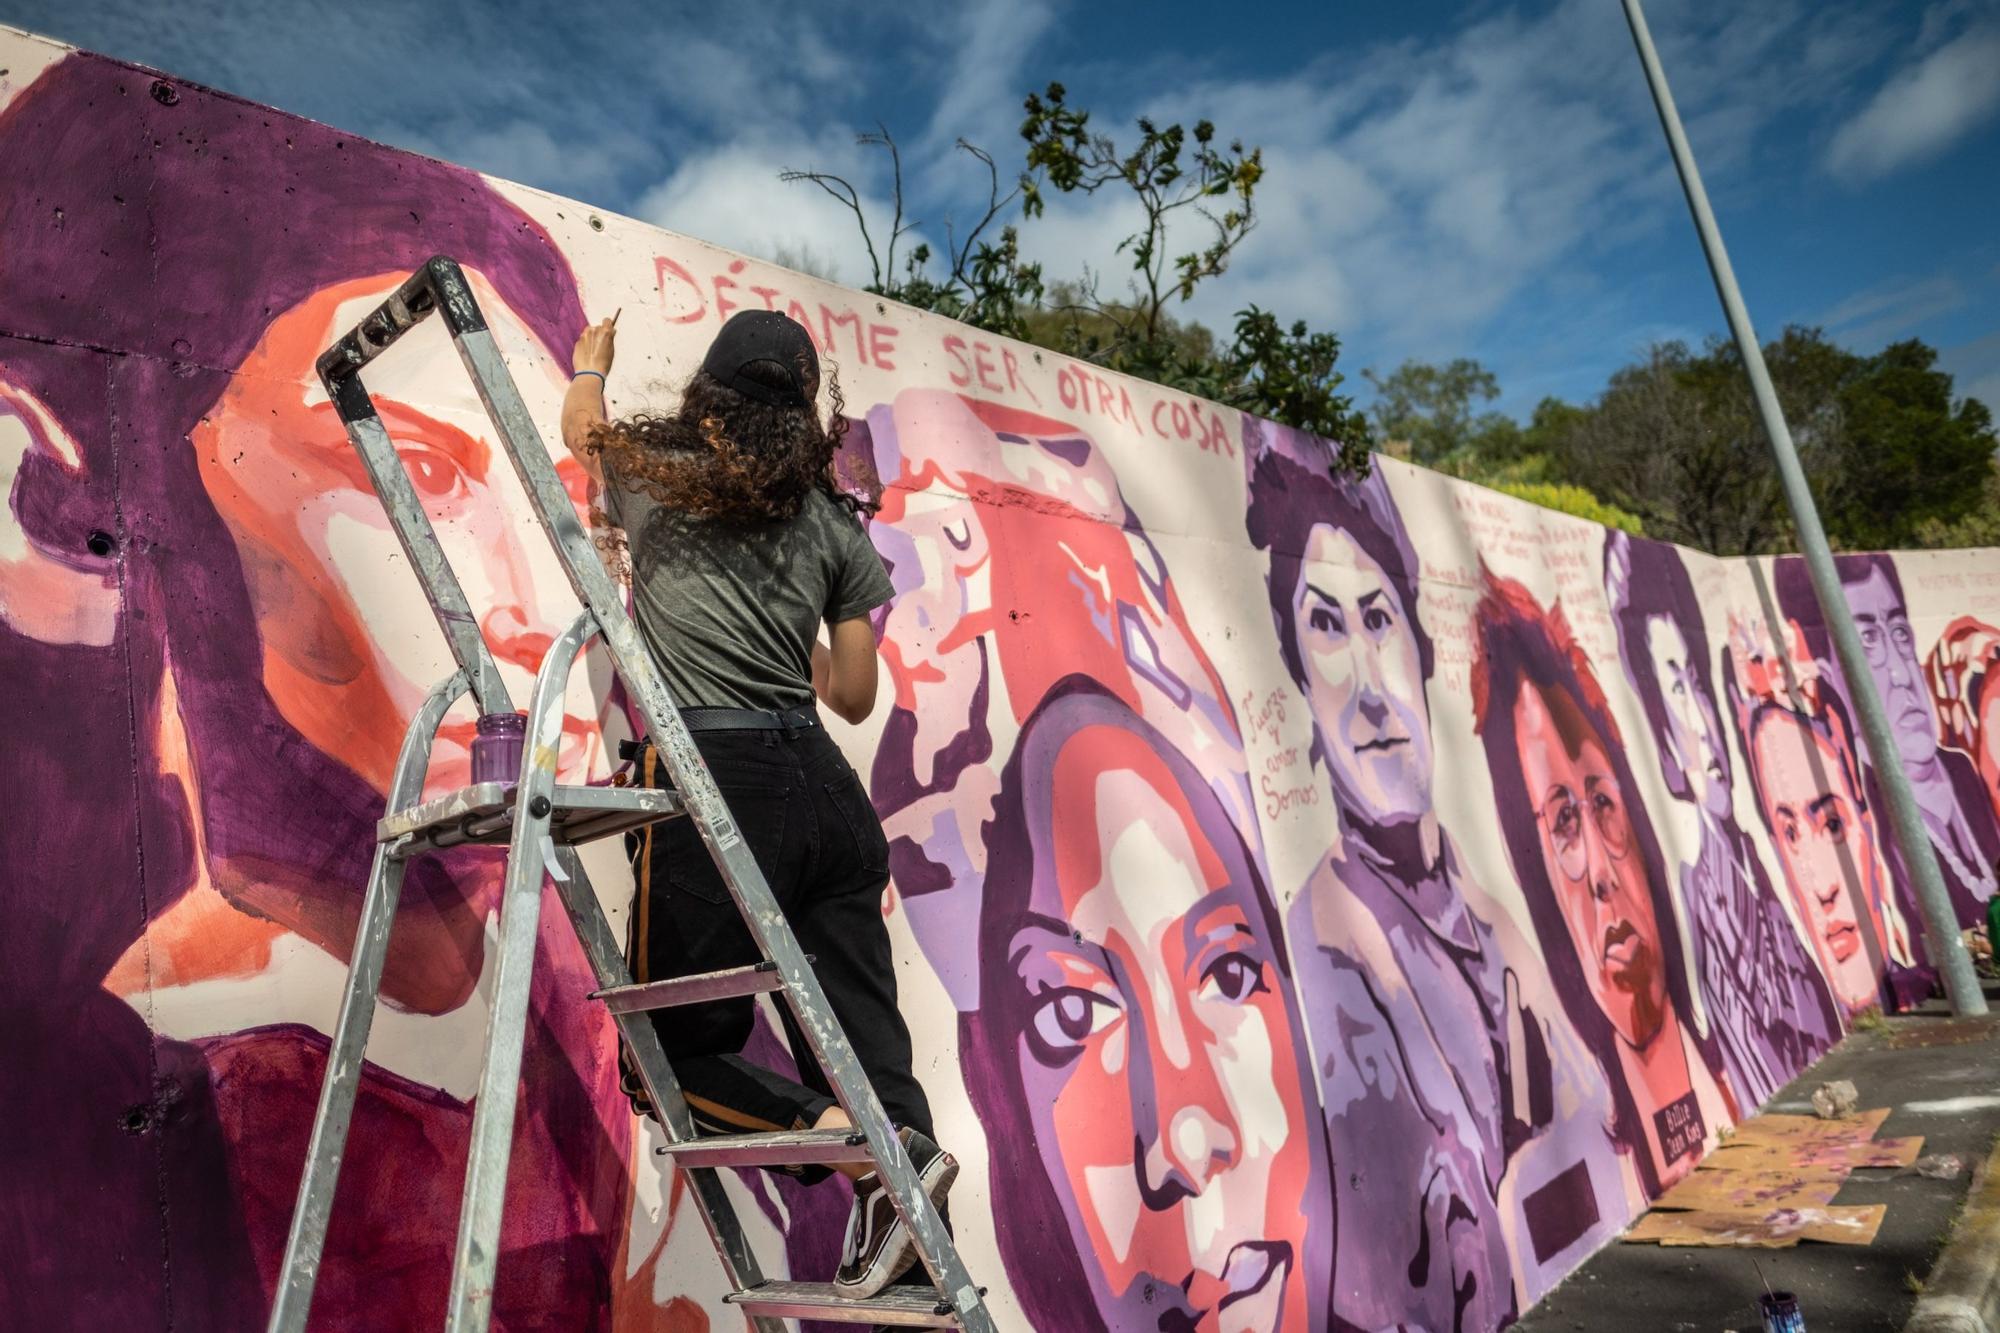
[4, 29, 2000, 1333]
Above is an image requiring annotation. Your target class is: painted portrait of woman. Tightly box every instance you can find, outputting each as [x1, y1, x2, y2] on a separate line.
[1724, 616, 1916, 1016]
[1774, 555, 2000, 927]
[961, 678, 1334, 1333]
[1603, 532, 1838, 1110]
[0, 51, 632, 1327]
[1472, 569, 1737, 1202]
[1930, 616, 2000, 831]
[861, 388, 1251, 1013]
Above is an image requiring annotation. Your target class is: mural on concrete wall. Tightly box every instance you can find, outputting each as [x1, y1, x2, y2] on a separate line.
[6, 31, 2000, 1333]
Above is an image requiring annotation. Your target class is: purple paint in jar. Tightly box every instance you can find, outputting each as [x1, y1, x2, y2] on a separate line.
[470, 711, 528, 785]
[1759, 1292, 1805, 1333]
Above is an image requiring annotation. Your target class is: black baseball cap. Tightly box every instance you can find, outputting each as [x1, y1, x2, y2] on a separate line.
[700, 310, 818, 409]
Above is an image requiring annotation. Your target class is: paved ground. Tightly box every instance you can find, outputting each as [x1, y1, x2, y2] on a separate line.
[1516, 981, 2000, 1333]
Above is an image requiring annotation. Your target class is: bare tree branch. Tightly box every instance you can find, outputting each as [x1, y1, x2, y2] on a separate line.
[776, 166, 882, 288]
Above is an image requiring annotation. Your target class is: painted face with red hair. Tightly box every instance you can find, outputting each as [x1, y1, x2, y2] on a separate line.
[1514, 681, 1668, 1048]
[192, 270, 603, 798]
[871, 388, 1237, 766]
[998, 704, 1317, 1332]
[1929, 617, 2000, 827]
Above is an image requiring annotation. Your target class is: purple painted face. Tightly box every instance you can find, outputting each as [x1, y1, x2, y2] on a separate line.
[1848, 567, 1936, 770]
[1292, 524, 1433, 829]
[1644, 614, 1731, 818]
[1003, 716, 1318, 1332]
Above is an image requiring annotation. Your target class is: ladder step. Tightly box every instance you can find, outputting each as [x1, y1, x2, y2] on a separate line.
[593, 961, 786, 1013]
[378, 781, 683, 853]
[656, 1127, 877, 1169]
[725, 1280, 963, 1327]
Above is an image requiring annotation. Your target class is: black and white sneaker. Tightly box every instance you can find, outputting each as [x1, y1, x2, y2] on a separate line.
[833, 1128, 958, 1299]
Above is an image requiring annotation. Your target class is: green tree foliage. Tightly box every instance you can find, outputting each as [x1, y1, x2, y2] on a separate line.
[1488, 482, 1646, 535]
[1551, 340, 1792, 555]
[1817, 339, 1997, 551]
[783, 85, 1370, 477]
[1912, 459, 2000, 549]
[1362, 358, 1503, 466]
[1018, 83, 1261, 352]
[1355, 332, 1999, 553]
[1351, 358, 1635, 530]
[1550, 328, 1996, 555]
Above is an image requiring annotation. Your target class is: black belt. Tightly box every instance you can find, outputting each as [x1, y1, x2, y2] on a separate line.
[680, 704, 820, 733]
[617, 704, 819, 760]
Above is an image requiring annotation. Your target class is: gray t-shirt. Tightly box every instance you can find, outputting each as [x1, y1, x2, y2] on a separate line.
[605, 471, 894, 710]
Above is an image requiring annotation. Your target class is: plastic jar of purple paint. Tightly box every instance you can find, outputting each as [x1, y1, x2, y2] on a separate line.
[1759, 1292, 1805, 1333]
[470, 711, 528, 786]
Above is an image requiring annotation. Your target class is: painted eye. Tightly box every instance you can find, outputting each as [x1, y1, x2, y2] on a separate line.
[397, 442, 468, 500]
[1029, 988, 1119, 1053]
[1306, 606, 1343, 636]
[1592, 791, 1632, 855]
[1200, 952, 1269, 1004]
[1824, 811, 1847, 841]
[1549, 794, 1582, 844]
[1362, 605, 1392, 634]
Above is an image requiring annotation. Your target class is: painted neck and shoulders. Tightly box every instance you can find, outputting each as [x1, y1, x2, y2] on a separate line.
[1309, 807, 1488, 951]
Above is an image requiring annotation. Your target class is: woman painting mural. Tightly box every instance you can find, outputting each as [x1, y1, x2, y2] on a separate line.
[0, 51, 625, 1325]
[962, 677, 1336, 1333]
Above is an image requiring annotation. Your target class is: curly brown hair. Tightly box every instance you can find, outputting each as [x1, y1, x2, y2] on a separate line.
[585, 361, 874, 525]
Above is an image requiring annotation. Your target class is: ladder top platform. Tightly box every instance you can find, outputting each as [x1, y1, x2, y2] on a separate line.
[380, 781, 683, 853]
[726, 1281, 967, 1327]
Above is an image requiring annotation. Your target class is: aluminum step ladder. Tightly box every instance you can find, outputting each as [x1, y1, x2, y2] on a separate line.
[265, 256, 996, 1333]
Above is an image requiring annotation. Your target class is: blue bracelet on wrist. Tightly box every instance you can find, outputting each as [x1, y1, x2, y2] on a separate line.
[573, 370, 606, 384]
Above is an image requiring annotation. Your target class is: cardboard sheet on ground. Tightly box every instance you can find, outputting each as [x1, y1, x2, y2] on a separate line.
[1725, 1108, 1893, 1147]
[1701, 1135, 1923, 1172]
[1650, 1167, 1844, 1212]
[1622, 1108, 1908, 1248]
[1621, 1205, 1886, 1248]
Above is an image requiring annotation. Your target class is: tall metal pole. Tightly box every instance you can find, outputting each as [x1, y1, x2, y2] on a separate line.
[1622, 0, 1987, 1018]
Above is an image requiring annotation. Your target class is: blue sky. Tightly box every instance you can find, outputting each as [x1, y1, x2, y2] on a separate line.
[4, 0, 1997, 419]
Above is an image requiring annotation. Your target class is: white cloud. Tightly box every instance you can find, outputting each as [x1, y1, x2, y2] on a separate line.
[1096, 0, 1661, 359]
[1817, 273, 1970, 350]
[1007, 0, 1901, 393]
[1826, 22, 2000, 182]
[633, 137, 916, 287]
[921, 0, 1055, 157]
[25, 0, 1974, 419]
[389, 117, 652, 202]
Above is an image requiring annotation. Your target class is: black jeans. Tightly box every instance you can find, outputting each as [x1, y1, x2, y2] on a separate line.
[623, 715, 933, 1183]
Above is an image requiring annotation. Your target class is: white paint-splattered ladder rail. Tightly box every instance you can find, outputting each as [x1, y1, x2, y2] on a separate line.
[265, 256, 996, 1333]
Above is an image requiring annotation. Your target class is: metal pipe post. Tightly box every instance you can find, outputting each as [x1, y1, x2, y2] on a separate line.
[1622, 0, 1987, 1016]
